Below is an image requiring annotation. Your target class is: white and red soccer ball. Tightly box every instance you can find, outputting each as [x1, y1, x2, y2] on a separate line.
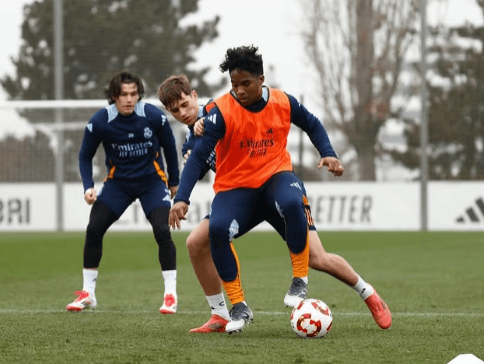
[290, 298, 333, 338]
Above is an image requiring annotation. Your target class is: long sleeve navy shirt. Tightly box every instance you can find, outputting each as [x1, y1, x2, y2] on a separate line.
[182, 104, 216, 180]
[175, 87, 336, 205]
[79, 102, 179, 192]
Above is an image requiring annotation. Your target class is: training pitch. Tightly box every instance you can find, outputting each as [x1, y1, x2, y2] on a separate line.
[0, 231, 482, 364]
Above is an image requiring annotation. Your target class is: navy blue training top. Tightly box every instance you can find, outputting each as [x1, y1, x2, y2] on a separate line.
[79, 102, 180, 192]
[182, 103, 216, 180]
[175, 87, 337, 204]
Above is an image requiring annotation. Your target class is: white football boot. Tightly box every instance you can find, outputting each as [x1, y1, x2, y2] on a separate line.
[66, 290, 97, 312]
[225, 302, 253, 334]
[284, 277, 308, 307]
[159, 293, 177, 314]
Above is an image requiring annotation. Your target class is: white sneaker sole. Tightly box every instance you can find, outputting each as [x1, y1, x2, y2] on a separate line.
[159, 307, 177, 314]
[66, 301, 97, 312]
[284, 294, 304, 308]
[226, 318, 251, 334]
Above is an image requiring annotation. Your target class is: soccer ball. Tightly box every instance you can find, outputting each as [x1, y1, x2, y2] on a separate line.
[290, 298, 333, 338]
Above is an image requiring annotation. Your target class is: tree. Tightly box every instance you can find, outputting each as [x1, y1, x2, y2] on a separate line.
[0, 0, 222, 182]
[390, 18, 484, 180]
[300, 0, 419, 180]
[1, 0, 222, 101]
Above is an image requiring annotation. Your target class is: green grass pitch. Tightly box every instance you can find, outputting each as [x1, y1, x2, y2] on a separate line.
[0, 231, 483, 363]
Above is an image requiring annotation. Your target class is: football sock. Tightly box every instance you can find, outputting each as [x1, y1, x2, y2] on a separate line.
[289, 234, 310, 278]
[222, 277, 245, 305]
[222, 244, 245, 305]
[207, 293, 230, 320]
[162, 269, 177, 296]
[352, 276, 373, 300]
[82, 268, 98, 299]
[299, 276, 308, 284]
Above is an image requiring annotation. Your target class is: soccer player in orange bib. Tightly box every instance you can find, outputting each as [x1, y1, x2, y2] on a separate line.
[168, 46, 391, 333]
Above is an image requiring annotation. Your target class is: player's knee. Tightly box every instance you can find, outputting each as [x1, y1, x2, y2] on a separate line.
[85, 219, 107, 245]
[186, 233, 208, 256]
[290, 241, 307, 255]
[147, 206, 172, 246]
[85, 201, 117, 244]
[186, 234, 196, 252]
[208, 222, 228, 249]
[153, 224, 172, 246]
[84, 220, 104, 268]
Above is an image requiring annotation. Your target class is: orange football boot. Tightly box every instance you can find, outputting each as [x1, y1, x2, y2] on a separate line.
[364, 286, 392, 329]
[189, 314, 229, 333]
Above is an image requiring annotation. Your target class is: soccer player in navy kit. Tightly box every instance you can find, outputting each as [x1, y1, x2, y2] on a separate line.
[66, 72, 180, 314]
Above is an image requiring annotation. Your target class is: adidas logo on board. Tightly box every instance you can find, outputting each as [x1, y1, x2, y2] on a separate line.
[456, 197, 484, 223]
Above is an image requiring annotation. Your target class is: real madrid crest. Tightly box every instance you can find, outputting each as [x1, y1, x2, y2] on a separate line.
[144, 127, 153, 139]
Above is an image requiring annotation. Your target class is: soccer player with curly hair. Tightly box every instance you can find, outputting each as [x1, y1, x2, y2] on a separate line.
[167, 47, 391, 334]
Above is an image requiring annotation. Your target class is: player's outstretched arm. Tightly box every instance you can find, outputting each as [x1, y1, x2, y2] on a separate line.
[169, 201, 189, 229]
[318, 157, 344, 177]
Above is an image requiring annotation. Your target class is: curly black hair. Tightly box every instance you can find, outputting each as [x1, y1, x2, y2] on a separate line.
[219, 45, 264, 76]
[104, 71, 145, 105]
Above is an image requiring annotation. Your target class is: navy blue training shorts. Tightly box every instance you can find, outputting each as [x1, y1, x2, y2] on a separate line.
[205, 173, 316, 239]
[97, 176, 171, 218]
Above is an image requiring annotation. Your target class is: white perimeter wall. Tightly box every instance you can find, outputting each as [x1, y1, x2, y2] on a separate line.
[0, 182, 483, 231]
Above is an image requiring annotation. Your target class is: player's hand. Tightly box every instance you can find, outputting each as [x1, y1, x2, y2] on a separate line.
[169, 201, 188, 230]
[169, 185, 178, 199]
[84, 188, 97, 205]
[194, 118, 205, 136]
[183, 150, 192, 165]
[318, 157, 344, 177]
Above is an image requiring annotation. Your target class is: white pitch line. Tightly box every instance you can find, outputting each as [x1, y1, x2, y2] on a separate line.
[0, 309, 483, 317]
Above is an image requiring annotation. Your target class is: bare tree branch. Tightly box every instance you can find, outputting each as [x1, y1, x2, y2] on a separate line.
[300, 0, 419, 180]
